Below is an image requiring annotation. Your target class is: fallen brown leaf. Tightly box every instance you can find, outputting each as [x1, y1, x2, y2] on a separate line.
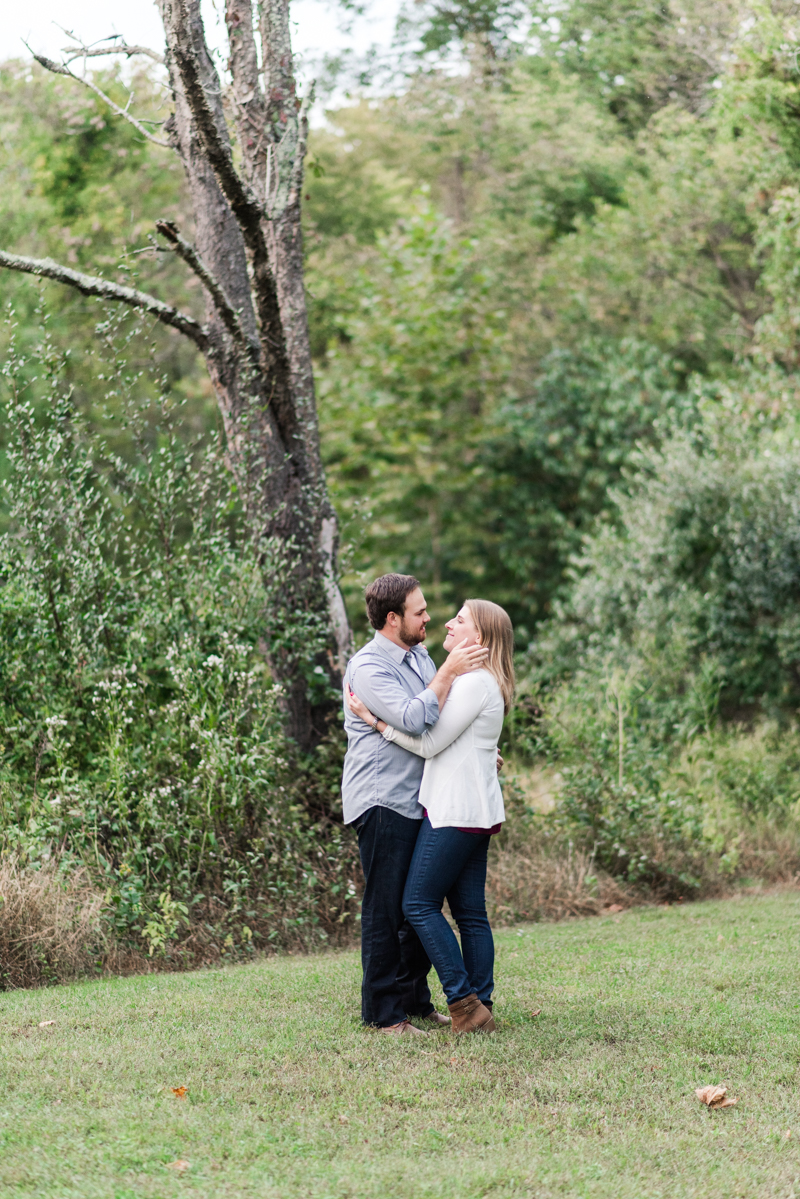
[605, 904, 625, 914]
[784, 1130, 792, 1140]
[531, 1008, 542, 1018]
[166, 1159, 190, 1173]
[696, 1084, 738, 1109]
[450, 1057, 458, 1064]
[38, 1020, 55, 1028]
[338, 1115, 349, 1124]
[171, 1086, 188, 1099]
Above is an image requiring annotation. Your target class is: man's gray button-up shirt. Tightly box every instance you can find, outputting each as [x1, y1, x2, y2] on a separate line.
[341, 630, 439, 825]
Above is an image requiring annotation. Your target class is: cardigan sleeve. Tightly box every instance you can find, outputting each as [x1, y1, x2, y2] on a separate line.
[381, 673, 488, 759]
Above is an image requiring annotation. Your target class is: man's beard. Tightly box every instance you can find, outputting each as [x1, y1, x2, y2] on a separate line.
[398, 619, 426, 647]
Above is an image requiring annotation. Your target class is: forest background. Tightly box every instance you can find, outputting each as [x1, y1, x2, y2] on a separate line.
[3, 0, 800, 986]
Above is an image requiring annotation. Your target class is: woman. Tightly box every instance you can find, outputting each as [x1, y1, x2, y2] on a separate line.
[348, 598, 514, 1034]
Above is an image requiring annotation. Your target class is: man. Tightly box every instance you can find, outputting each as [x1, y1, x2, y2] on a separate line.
[342, 573, 488, 1036]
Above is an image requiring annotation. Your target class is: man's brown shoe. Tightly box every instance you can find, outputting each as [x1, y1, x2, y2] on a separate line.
[374, 1019, 427, 1037]
[420, 1009, 451, 1028]
[447, 993, 496, 1034]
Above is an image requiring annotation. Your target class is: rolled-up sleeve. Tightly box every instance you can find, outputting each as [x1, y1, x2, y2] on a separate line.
[351, 661, 439, 735]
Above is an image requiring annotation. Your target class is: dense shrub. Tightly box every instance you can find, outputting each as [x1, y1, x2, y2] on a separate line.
[0, 316, 359, 969]
[511, 384, 800, 893]
[514, 662, 800, 896]
[537, 384, 800, 713]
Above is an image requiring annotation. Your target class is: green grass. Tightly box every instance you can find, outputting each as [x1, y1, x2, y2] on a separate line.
[2, 892, 800, 1199]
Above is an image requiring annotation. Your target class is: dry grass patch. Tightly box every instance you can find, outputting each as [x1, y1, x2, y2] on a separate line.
[0, 859, 130, 989]
[487, 836, 631, 923]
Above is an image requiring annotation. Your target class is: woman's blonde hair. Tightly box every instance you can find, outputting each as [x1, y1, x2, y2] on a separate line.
[464, 598, 515, 714]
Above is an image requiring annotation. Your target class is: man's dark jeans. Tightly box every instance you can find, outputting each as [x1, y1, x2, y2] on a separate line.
[356, 805, 435, 1028]
[402, 816, 494, 1007]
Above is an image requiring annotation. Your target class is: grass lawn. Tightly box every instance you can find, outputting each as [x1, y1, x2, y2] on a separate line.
[1, 891, 799, 1199]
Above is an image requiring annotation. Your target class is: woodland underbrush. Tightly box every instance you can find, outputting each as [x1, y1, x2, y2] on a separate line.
[0, 827, 635, 990]
[503, 690, 800, 904]
[486, 777, 800, 928]
[0, 851, 362, 991]
[0, 324, 363, 987]
[6, 798, 799, 990]
[486, 834, 632, 924]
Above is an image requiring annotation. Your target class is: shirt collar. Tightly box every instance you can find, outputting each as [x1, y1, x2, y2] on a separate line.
[373, 629, 428, 664]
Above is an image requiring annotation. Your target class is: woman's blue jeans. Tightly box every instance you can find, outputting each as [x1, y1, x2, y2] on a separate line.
[402, 816, 494, 1007]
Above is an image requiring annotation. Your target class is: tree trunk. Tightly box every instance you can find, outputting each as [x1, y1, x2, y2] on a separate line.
[2, 0, 353, 750]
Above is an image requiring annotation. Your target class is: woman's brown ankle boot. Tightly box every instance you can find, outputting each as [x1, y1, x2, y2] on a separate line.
[447, 993, 496, 1034]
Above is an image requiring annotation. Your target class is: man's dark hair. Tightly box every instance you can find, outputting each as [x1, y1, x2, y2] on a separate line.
[364, 574, 421, 631]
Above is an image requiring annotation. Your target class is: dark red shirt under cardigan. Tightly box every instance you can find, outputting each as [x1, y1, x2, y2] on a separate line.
[423, 809, 501, 836]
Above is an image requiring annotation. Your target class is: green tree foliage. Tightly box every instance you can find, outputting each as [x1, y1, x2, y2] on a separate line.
[396, 0, 529, 60]
[317, 203, 505, 638]
[481, 338, 690, 634]
[539, 376, 800, 714]
[308, 64, 652, 630]
[304, 1, 800, 641]
[531, 0, 743, 132]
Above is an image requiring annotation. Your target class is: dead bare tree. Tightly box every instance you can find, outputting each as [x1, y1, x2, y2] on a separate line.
[0, 0, 353, 749]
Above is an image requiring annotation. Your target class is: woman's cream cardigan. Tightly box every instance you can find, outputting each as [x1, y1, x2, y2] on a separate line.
[380, 668, 505, 829]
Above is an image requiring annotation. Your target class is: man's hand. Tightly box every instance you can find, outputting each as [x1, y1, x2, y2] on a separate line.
[445, 641, 489, 677]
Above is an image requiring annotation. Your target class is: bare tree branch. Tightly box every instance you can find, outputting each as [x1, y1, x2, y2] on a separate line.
[261, 0, 295, 125]
[0, 250, 208, 349]
[160, 0, 287, 364]
[224, 0, 267, 193]
[155, 219, 257, 358]
[60, 35, 165, 65]
[30, 52, 172, 147]
[162, 3, 267, 247]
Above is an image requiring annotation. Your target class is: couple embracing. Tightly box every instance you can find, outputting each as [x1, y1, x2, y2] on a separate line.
[342, 573, 514, 1036]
